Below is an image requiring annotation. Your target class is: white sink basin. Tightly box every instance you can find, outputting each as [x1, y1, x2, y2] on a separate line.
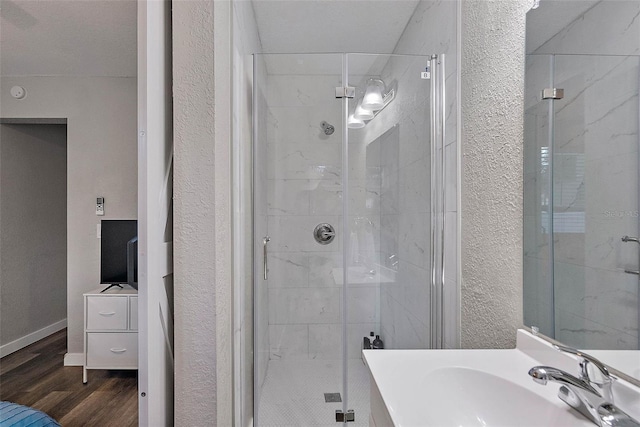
[364, 330, 640, 427]
[421, 367, 585, 426]
[362, 329, 639, 427]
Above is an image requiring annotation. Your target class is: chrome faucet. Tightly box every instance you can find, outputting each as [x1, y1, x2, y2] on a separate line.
[553, 344, 615, 403]
[528, 345, 639, 427]
[528, 365, 608, 425]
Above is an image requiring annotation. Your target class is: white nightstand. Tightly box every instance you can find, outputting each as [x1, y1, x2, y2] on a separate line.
[83, 285, 138, 383]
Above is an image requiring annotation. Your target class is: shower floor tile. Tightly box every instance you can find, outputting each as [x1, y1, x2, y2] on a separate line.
[257, 359, 370, 427]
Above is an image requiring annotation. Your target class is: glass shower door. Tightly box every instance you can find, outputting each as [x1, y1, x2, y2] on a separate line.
[344, 53, 440, 422]
[523, 54, 557, 338]
[253, 53, 347, 426]
[253, 52, 445, 426]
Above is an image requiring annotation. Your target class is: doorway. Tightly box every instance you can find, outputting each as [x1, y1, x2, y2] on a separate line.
[0, 122, 67, 355]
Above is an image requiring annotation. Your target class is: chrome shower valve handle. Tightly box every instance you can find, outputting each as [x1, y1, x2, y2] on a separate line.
[314, 223, 336, 245]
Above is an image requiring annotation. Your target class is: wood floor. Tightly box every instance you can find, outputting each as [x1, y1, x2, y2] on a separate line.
[0, 329, 138, 426]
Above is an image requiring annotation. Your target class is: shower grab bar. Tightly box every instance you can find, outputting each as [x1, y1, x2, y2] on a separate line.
[263, 236, 270, 280]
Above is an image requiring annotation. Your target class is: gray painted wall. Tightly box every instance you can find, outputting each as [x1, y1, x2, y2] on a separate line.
[460, 0, 529, 349]
[0, 76, 138, 358]
[0, 124, 67, 345]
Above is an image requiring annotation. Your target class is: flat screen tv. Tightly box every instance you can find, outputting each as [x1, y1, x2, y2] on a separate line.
[100, 220, 138, 291]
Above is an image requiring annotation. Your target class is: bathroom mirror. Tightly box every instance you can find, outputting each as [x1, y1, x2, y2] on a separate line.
[523, 0, 640, 381]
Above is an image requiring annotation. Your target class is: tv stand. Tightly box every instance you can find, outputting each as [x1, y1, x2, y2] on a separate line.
[100, 284, 123, 293]
[83, 286, 138, 383]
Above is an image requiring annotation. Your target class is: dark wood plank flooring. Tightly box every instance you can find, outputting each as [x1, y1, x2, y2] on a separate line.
[0, 329, 138, 426]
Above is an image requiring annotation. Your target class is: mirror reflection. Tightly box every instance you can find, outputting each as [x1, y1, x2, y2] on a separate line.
[523, 0, 640, 380]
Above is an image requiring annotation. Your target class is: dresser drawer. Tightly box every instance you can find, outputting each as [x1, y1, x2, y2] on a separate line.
[86, 332, 137, 368]
[87, 296, 128, 330]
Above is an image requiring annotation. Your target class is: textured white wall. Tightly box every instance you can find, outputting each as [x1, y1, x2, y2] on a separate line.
[0, 124, 67, 346]
[173, 0, 534, 421]
[460, 0, 529, 349]
[173, 0, 232, 425]
[0, 76, 138, 357]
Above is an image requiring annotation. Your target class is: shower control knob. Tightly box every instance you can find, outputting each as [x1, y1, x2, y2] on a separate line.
[314, 223, 336, 245]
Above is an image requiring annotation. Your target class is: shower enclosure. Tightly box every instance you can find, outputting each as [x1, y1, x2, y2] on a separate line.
[252, 53, 446, 425]
[523, 53, 640, 350]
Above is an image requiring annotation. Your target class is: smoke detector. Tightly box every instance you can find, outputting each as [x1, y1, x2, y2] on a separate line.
[10, 86, 26, 100]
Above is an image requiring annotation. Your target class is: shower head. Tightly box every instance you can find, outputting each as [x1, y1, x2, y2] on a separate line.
[321, 121, 335, 136]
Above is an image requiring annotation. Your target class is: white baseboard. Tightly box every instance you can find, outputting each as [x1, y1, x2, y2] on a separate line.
[0, 319, 67, 358]
[64, 352, 84, 366]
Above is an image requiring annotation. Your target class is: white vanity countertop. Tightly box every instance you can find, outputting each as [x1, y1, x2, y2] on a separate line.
[363, 330, 640, 427]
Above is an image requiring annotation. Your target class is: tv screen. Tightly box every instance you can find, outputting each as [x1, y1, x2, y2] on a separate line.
[101, 220, 137, 289]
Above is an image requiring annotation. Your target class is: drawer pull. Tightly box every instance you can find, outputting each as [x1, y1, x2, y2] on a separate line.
[110, 348, 127, 353]
[98, 311, 116, 316]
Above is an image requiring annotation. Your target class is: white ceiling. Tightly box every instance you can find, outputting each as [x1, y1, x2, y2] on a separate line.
[0, 0, 417, 77]
[0, 0, 137, 77]
[0, 0, 605, 77]
[252, 0, 421, 54]
[252, 0, 421, 75]
[526, 0, 600, 53]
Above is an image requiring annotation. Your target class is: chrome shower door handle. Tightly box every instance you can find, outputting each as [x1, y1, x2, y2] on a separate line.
[621, 236, 640, 277]
[263, 236, 270, 280]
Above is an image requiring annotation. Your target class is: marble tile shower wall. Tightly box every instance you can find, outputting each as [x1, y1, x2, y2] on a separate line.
[355, 55, 433, 350]
[265, 74, 380, 360]
[555, 55, 638, 349]
[263, 0, 460, 359]
[391, 0, 459, 349]
[524, 1, 640, 349]
[352, 0, 459, 350]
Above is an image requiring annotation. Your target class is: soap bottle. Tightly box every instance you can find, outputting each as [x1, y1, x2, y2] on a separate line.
[363, 332, 375, 350]
[372, 335, 384, 349]
[363, 336, 371, 350]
